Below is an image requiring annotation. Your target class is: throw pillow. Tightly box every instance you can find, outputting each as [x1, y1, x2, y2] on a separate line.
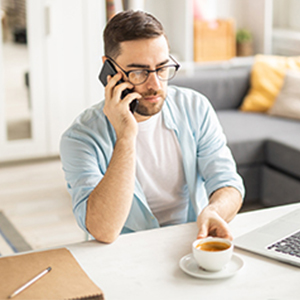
[240, 55, 300, 112]
[268, 70, 300, 120]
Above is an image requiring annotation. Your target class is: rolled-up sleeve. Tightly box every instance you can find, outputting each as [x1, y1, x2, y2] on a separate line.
[59, 102, 114, 232]
[196, 99, 245, 199]
[60, 131, 104, 232]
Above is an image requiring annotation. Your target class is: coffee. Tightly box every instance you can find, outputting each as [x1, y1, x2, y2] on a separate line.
[196, 241, 230, 252]
[193, 238, 233, 271]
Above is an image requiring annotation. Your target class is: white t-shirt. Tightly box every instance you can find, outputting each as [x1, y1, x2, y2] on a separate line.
[136, 112, 189, 226]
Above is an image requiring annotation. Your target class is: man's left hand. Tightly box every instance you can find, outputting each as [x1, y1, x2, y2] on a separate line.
[196, 207, 233, 240]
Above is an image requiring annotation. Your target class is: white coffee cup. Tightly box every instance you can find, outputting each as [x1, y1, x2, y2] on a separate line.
[192, 237, 233, 272]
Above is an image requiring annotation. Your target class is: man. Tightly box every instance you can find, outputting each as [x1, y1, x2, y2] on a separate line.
[60, 10, 244, 244]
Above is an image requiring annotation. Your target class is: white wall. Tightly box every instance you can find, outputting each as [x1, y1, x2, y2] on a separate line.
[289, 0, 300, 30]
[0, 0, 106, 162]
[45, 0, 106, 154]
[144, 0, 193, 61]
[272, 0, 289, 28]
[217, 0, 272, 54]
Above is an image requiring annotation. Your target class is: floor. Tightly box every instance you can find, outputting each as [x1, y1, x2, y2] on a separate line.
[0, 158, 86, 250]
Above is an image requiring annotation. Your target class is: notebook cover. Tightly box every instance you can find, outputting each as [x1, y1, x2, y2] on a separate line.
[0, 247, 104, 299]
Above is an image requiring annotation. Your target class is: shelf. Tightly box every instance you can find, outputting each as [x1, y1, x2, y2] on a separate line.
[177, 56, 254, 76]
[272, 28, 300, 56]
[273, 28, 300, 41]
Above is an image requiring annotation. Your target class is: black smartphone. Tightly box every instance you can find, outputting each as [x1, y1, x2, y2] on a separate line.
[99, 60, 139, 113]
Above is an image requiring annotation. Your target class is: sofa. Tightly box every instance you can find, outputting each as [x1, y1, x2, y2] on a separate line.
[171, 62, 300, 209]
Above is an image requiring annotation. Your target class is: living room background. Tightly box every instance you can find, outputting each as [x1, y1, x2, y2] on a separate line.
[0, 0, 300, 163]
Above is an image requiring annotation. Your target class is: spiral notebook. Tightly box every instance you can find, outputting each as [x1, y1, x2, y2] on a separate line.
[0, 247, 104, 299]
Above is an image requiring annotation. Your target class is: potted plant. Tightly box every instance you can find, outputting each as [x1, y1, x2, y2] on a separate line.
[236, 28, 253, 57]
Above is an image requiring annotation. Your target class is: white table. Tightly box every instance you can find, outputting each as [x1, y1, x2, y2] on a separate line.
[68, 203, 300, 300]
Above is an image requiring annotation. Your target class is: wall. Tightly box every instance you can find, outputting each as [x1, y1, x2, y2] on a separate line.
[0, 0, 106, 162]
[45, 0, 106, 154]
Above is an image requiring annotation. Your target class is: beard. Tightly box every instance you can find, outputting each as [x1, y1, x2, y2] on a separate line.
[135, 89, 166, 117]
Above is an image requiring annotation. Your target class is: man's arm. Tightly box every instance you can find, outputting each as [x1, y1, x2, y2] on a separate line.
[86, 137, 136, 243]
[194, 93, 244, 240]
[86, 73, 141, 243]
[196, 186, 243, 240]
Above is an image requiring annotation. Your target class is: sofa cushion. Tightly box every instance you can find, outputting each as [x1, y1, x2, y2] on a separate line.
[266, 137, 300, 179]
[238, 165, 262, 202]
[217, 111, 300, 165]
[268, 70, 300, 120]
[240, 55, 300, 112]
[262, 166, 300, 206]
[170, 65, 251, 110]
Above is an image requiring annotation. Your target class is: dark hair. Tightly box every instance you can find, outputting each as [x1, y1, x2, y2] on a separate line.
[103, 10, 167, 58]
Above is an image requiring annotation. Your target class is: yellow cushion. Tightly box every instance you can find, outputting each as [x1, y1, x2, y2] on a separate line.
[240, 55, 300, 112]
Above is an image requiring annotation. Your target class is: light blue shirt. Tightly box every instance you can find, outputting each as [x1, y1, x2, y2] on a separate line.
[60, 86, 244, 235]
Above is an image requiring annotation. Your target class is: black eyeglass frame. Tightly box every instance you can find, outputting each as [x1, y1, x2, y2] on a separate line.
[105, 55, 181, 86]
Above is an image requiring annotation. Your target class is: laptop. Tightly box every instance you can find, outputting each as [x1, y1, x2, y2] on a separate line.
[234, 208, 300, 267]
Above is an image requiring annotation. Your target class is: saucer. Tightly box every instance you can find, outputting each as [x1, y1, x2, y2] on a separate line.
[179, 253, 244, 279]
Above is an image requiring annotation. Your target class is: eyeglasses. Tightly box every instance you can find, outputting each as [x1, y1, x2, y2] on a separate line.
[106, 55, 180, 85]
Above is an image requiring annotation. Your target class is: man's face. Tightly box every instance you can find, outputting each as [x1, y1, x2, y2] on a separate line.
[115, 35, 169, 121]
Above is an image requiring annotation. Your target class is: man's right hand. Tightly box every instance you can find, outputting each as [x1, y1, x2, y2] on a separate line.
[103, 73, 141, 141]
[86, 73, 140, 243]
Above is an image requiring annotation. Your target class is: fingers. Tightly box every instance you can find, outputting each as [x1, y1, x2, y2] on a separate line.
[103, 73, 140, 140]
[196, 211, 233, 241]
[197, 222, 208, 240]
[105, 73, 141, 112]
[197, 224, 233, 240]
[207, 225, 233, 240]
[106, 73, 131, 101]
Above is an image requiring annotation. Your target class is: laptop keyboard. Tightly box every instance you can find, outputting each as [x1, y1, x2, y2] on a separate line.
[267, 230, 300, 258]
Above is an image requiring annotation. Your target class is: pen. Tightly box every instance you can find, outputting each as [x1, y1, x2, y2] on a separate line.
[8, 266, 52, 299]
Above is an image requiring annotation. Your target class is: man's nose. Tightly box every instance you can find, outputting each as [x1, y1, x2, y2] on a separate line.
[146, 71, 161, 90]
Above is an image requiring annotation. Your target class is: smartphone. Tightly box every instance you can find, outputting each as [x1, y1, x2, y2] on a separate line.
[99, 60, 139, 113]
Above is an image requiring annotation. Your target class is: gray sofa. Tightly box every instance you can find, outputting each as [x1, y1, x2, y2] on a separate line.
[171, 64, 300, 209]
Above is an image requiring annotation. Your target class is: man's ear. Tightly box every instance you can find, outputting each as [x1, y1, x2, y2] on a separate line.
[102, 56, 107, 64]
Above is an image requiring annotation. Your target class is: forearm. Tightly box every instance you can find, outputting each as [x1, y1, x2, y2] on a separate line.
[86, 137, 136, 243]
[206, 186, 243, 222]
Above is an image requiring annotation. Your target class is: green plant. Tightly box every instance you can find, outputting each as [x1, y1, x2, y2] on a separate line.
[236, 29, 252, 44]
